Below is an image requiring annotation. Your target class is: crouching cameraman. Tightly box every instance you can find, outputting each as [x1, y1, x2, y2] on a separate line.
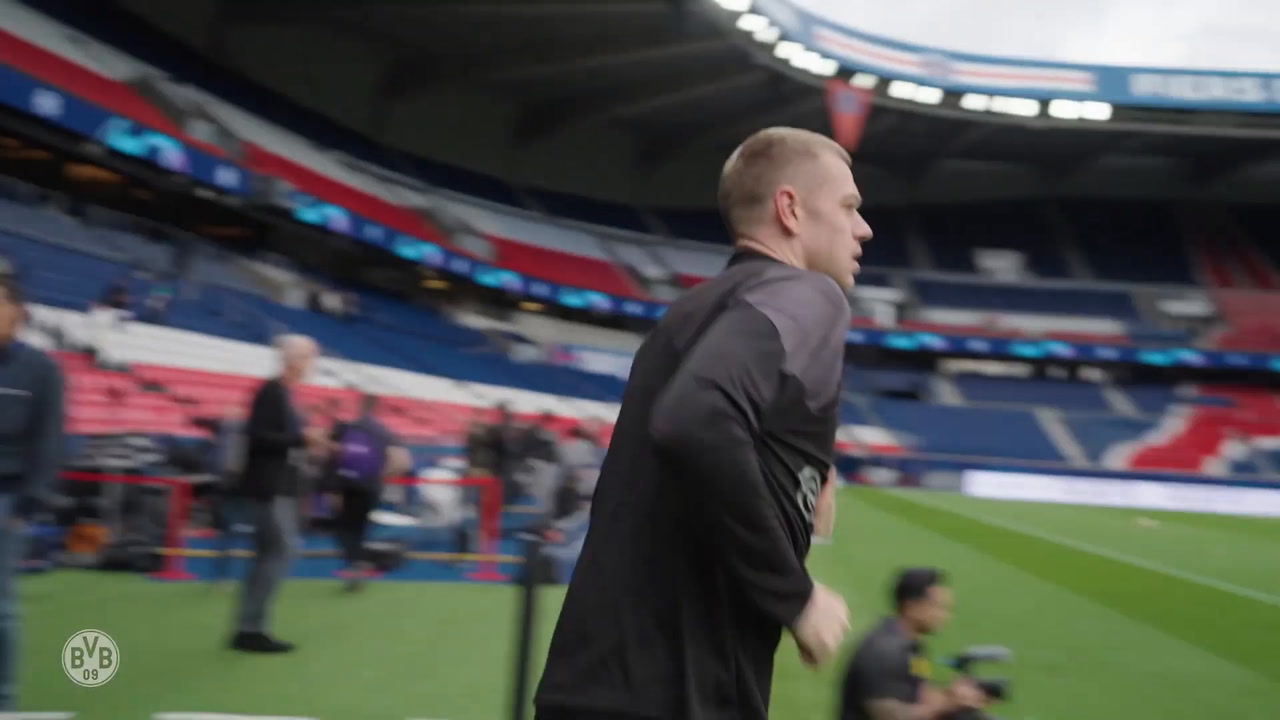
[839, 568, 988, 720]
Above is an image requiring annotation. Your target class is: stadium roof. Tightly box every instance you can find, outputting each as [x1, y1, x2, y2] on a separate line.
[118, 0, 1280, 205]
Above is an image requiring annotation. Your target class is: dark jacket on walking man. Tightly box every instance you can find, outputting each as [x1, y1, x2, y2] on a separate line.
[0, 277, 64, 711]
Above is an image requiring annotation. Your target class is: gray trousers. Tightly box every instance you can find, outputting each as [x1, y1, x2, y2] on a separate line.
[0, 494, 17, 711]
[234, 496, 300, 634]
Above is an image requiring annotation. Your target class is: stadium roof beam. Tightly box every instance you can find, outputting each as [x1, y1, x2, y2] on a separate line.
[633, 78, 811, 171]
[408, 1, 673, 18]
[938, 124, 999, 160]
[377, 31, 719, 100]
[687, 91, 825, 153]
[375, 36, 604, 102]
[512, 68, 769, 147]
[1026, 130, 1167, 181]
[1190, 147, 1280, 185]
[487, 38, 729, 85]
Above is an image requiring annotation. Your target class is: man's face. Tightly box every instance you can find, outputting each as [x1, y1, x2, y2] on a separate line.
[285, 344, 317, 380]
[908, 585, 954, 635]
[794, 153, 873, 292]
[0, 287, 22, 343]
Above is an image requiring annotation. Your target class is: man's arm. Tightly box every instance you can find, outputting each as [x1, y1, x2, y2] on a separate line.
[648, 299, 814, 627]
[865, 692, 954, 720]
[246, 381, 303, 450]
[854, 639, 987, 720]
[852, 640, 960, 720]
[18, 359, 64, 518]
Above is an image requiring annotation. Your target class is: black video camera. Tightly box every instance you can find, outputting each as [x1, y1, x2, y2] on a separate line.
[942, 645, 1012, 720]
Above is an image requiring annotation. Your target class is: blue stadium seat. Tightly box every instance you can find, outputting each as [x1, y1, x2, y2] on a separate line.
[1063, 415, 1154, 462]
[955, 375, 1111, 412]
[1121, 384, 1180, 416]
[919, 204, 1067, 277]
[914, 278, 1140, 319]
[1234, 205, 1280, 270]
[873, 398, 1064, 461]
[840, 402, 868, 425]
[660, 209, 730, 246]
[1065, 201, 1194, 284]
[855, 269, 893, 287]
[860, 208, 910, 268]
[844, 366, 931, 396]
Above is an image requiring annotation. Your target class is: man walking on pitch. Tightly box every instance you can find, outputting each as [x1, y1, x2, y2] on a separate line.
[535, 127, 873, 720]
[0, 277, 64, 711]
[230, 334, 326, 653]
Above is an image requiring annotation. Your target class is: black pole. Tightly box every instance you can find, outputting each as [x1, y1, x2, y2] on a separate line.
[511, 531, 543, 720]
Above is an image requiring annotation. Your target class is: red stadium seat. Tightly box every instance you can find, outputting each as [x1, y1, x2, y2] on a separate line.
[490, 237, 648, 298]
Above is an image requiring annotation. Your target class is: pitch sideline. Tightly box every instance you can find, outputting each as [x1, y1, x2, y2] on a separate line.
[893, 490, 1280, 608]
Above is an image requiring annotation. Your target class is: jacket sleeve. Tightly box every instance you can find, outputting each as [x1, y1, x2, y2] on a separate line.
[247, 381, 303, 451]
[18, 359, 65, 518]
[648, 300, 814, 628]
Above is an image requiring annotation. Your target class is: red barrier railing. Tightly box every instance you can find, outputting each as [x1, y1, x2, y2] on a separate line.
[59, 471, 506, 582]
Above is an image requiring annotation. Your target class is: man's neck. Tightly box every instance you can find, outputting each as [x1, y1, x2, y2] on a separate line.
[733, 236, 805, 271]
[894, 615, 920, 642]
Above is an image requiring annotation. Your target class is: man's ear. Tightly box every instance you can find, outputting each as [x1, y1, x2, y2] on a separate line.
[774, 186, 801, 235]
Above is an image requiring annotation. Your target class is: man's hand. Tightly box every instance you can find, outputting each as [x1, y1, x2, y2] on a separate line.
[303, 427, 338, 456]
[792, 582, 849, 666]
[947, 677, 988, 710]
[303, 426, 328, 447]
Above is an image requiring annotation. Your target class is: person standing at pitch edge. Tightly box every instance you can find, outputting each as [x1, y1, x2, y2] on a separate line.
[535, 127, 873, 720]
[230, 334, 326, 653]
[0, 277, 64, 710]
[329, 393, 403, 591]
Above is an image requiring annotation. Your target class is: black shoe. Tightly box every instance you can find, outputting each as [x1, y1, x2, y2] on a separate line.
[230, 631, 295, 653]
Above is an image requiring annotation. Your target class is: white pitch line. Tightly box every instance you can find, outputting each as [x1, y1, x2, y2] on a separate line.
[896, 491, 1280, 608]
[153, 714, 316, 720]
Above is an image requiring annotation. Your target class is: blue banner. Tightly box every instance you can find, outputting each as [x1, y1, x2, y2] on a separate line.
[846, 328, 1280, 372]
[750, 0, 1280, 113]
[0, 63, 250, 194]
[285, 191, 669, 319]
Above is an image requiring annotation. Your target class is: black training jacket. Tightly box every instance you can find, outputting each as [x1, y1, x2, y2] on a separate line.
[535, 251, 850, 720]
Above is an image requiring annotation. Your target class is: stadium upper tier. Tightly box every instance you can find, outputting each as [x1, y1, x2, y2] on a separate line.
[1, 6, 1279, 349]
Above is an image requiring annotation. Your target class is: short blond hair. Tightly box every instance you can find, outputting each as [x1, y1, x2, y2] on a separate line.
[718, 127, 851, 237]
[275, 333, 318, 360]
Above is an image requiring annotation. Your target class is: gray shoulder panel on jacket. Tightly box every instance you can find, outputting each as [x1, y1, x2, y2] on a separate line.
[740, 266, 850, 412]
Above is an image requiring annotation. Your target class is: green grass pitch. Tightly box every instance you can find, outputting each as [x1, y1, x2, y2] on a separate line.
[17, 487, 1280, 720]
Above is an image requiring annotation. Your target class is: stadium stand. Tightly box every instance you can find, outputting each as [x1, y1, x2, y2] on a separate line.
[6, 184, 1279, 483]
[1, 0, 1278, 490]
[1064, 200, 1198, 285]
[918, 203, 1068, 277]
[11, 1, 1280, 360]
[953, 375, 1114, 413]
[871, 398, 1065, 462]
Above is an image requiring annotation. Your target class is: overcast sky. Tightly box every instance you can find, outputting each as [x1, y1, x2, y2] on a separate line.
[792, 0, 1280, 72]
